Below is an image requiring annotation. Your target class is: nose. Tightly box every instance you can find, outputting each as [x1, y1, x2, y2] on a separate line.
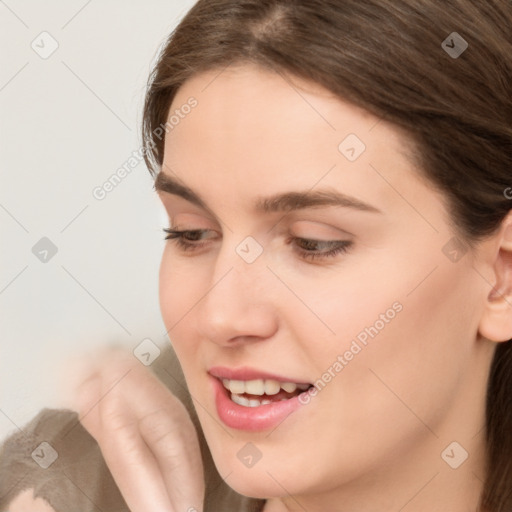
[195, 237, 278, 347]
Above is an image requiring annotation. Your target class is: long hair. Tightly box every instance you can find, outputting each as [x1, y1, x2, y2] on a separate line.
[141, 1, 512, 509]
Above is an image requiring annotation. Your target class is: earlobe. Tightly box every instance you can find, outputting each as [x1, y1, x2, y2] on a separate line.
[478, 211, 512, 343]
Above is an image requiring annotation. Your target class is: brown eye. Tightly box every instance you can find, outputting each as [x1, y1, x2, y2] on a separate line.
[287, 237, 353, 261]
[162, 228, 217, 251]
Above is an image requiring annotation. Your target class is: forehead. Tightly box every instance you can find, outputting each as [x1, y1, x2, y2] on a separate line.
[160, 64, 429, 219]
[168, 63, 382, 148]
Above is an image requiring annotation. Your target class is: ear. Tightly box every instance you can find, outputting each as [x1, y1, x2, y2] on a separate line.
[478, 210, 512, 342]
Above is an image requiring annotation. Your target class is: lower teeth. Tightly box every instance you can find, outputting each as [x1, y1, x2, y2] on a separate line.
[231, 393, 288, 407]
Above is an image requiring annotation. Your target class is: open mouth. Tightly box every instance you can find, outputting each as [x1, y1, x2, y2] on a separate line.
[221, 378, 314, 407]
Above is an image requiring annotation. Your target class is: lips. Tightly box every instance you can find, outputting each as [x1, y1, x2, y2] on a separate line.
[208, 366, 315, 431]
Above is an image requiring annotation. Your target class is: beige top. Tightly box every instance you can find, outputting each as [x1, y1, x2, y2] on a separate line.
[0, 346, 266, 512]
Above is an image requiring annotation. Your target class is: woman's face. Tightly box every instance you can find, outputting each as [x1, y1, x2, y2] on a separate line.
[157, 64, 494, 504]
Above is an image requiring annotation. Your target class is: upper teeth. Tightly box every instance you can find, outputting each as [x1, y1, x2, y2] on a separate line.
[221, 378, 310, 396]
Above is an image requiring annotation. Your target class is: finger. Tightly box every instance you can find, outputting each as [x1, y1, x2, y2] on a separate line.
[94, 358, 176, 512]
[74, 371, 102, 436]
[97, 352, 205, 511]
[138, 403, 205, 512]
[59, 347, 108, 411]
[98, 402, 175, 512]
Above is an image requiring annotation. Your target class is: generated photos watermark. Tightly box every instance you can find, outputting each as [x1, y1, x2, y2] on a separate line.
[92, 97, 198, 201]
[299, 300, 403, 405]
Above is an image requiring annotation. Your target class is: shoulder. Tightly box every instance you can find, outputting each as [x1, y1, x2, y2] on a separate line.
[0, 407, 129, 512]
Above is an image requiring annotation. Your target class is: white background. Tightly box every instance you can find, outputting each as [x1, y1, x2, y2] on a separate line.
[0, 0, 196, 442]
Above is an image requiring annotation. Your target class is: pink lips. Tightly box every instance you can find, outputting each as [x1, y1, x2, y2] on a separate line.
[208, 366, 313, 431]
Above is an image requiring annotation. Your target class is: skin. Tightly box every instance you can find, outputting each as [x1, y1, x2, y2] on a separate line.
[155, 63, 512, 512]
[7, 489, 56, 512]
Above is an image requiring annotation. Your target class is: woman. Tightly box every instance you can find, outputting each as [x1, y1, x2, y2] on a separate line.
[76, 0, 511, 511]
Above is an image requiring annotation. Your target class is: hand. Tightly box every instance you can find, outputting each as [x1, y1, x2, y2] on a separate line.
[74, 348, 205, 512]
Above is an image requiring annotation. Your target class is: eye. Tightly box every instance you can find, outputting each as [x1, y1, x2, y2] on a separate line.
[162, 228, 216, 251]
[162, 228, 353, 261]
[286, 236, 353, 261]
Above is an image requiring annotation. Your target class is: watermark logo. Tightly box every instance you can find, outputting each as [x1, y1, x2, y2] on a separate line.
[32, 237, 58, 263]
[31, 441, 58, 469]
[31, 31, 59, 60]
[236, 236, 264, 263]
[441, 441, 468, 469]
[133, 338, 161, 366]
[338, 133, 366, 162]
[237, 442, 263, 468]
[441, 236, 468, 263]
[441, 32, 468, 59]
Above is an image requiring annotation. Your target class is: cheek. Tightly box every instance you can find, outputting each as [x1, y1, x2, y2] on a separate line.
[158, 251, 202, 351]
[284, 249, 479, 443]
[317, 256, 480, 444]
[273, 248, 418, 367]
[159, 247, 204, 313]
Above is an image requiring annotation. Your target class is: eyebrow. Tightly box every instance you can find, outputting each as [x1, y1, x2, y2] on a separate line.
[154, 171, 382, 214]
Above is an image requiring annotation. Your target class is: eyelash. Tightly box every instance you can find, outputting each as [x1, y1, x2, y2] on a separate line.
[162, 228, 352, 261]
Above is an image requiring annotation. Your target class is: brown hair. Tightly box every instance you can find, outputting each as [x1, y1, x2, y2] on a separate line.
[141, 1, 512, 509]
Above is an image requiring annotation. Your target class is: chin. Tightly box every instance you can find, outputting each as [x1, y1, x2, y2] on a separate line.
[223, 469, 292, 500]
[208, 448, 313, 499]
